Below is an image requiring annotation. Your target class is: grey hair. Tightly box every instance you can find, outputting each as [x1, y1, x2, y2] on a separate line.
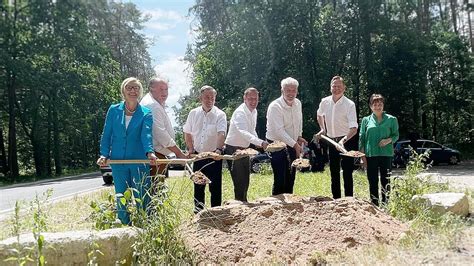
[243, 87, 259, 96]
[199, 85, 217, 95]
[280, 77, 299, 89]
[148, 77, 168, 91]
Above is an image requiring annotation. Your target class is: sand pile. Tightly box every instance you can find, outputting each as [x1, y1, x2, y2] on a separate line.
[182, 195, 407, 263]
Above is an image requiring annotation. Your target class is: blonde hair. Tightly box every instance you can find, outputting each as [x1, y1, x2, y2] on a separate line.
[331, 76, 345, 86]
[120, 77, 143, 100]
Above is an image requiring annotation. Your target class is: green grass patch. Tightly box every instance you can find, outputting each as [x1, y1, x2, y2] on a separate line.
[1, 159, 471, 264]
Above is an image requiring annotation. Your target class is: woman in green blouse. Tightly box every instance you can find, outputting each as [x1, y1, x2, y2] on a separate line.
[359, 94, 399, 206]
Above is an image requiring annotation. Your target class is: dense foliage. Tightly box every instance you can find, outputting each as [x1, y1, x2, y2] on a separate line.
[181, 0, 473, 154]
[1, 0, 155, 180]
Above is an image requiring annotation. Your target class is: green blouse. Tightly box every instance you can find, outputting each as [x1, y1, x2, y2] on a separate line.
[359, 112, 399, 157]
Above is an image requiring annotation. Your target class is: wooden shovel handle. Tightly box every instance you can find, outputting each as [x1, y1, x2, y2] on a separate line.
[320, 135, 348, 153]
[107, 159, 191, 165]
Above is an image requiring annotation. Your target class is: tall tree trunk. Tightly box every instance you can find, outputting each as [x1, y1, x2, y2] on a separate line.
[359, 0, 376, 94]
[6, 0, 20, 180]
[7, 72, 19, 180]
[432, 100, 438, 141]
[423, 0, 431, 34]
[0, 126, 8, 176]
[350, 19, 361, 118]
[46, 102, 52, 176]
[52, 90, 61, 175]
[449, 0, 458, 34]
[31, 110, 46, 177]
[468, 8, 473, 50]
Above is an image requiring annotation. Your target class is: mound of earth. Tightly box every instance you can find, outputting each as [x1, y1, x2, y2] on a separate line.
[182, 195, 407, 263]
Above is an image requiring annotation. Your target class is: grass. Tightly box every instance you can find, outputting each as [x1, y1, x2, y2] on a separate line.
[0, 189, 111, 240]
[160, 167, 370, 216]
[1, 165, 471, 264]
[0, 168, 368, 240]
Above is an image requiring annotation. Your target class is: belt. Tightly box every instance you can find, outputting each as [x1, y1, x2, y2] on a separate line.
[330, 136, 345, 142]
[225, 144, 246, 150]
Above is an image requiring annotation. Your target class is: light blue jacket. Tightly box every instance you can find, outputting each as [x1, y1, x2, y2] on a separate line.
[100, 102, 154, 169]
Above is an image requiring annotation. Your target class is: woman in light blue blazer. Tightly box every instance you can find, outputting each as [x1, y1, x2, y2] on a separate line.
[97, 77, 157, 225]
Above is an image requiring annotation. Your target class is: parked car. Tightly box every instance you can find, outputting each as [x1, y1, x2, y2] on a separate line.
[250, 152, 271, 173]
[167, 153, 185, 170]
[394, 139, 461, 167]
[100, 165, 113, 185]
[250, 147, 312, 173]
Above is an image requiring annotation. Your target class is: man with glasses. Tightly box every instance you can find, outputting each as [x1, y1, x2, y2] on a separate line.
[140, 78, 187, 177]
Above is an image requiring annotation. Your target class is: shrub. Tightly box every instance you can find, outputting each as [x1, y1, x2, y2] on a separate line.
[89, 175, 195, 264]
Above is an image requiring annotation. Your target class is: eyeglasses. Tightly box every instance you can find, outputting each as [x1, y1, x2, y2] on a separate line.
[125, 86, 140, 92]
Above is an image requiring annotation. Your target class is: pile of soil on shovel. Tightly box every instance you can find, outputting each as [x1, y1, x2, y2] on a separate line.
[182, 195, 407, 264]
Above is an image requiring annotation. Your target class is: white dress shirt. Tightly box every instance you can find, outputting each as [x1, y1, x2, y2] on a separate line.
[265, 96, 303, 147]
[140, 93, 176, 155]
[225, 103, 264, 148]
[317, 95, 358, 138]
[183, 106, 227, 153]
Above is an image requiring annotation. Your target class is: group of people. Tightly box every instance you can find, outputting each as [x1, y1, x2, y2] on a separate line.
[97, 75, 399, 225]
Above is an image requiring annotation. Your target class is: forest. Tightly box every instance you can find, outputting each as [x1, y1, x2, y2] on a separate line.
[1, 0, 473, 181]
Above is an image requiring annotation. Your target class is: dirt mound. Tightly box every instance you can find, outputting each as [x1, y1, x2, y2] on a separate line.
[182, 195, 407, 263]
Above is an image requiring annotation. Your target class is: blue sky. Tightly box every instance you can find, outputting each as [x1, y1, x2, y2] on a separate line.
[127, 0, 196, 125]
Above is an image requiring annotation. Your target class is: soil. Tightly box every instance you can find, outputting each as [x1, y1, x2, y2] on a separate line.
[182, 195, 407, 263]
[233, 148, 259, 156]
[292, 158, 311, 168]
[193, 152, 220, 160]
[265, 141, 286, 152]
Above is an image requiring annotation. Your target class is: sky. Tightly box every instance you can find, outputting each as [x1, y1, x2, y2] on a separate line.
[127, 0, 196, 125]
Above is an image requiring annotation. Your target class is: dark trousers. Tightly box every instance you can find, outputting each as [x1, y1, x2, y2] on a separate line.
[328, 136, 356, 199]
[193, 158, 223, 213]
[225, 145, 250, 202]
[269, 142, 297, 195]
[366, 156, 392, 206]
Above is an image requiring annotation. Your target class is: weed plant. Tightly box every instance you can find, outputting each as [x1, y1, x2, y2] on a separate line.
[4, 189, 53, 265]
[387, 149, 468, 252]
[89, 174, 195, 264]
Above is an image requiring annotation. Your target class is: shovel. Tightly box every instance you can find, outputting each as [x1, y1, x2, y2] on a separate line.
[320, 135, 365, 158]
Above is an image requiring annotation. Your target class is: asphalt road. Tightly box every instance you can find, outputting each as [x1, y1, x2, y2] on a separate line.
[392, 160, 474, 189]
[0, 170, 187, 217]
[0, 172, 105, 217]
[1, 162, 471, 219]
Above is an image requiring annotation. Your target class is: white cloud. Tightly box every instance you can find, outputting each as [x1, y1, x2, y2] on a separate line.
[143, 9, 184, 23]
[146, 22, 175, 31]
[154, 56, 193, 126]
[143, 8, 191, 32]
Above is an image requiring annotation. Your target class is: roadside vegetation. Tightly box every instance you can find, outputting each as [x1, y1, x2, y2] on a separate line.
[1, 153, 472, 264]
[0, 167, 98, 187]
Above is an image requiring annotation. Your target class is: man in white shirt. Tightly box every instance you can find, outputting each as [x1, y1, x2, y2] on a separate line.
[140, 78, 186, 177]
[266, 77, 307, 195]
[225, 87, 268, 202]
[315, 76, 358, 199]
[183, 85, 227, 213]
